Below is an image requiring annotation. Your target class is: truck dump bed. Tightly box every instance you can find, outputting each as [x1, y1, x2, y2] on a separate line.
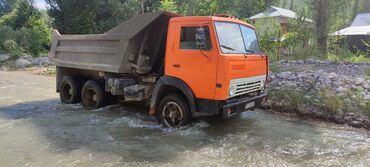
[49, 11, 178, 74]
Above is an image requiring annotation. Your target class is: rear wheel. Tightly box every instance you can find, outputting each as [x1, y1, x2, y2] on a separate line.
[81, 80, 105, 110]
[59, 76, 81, 104]
[157, 94, 191, 128]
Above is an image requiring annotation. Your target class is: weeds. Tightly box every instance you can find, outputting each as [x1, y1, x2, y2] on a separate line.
[315, 87, 343, 113]
[365, 68, 370, 76]
[268, 88, 308, 112]
[269, 86, 369, 117]
[269, 63, 280, 73]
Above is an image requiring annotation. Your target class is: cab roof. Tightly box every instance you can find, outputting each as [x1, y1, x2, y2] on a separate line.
[170, 15, 256, 29]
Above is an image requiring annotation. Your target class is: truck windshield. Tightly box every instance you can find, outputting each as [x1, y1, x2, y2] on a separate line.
[215, 21, 261, 54]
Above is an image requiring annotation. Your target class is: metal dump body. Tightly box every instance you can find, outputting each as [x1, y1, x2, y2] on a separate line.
[49, 11, 177, 74]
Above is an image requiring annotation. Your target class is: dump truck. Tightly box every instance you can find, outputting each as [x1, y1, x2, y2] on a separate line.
[49, 11, 269, 127]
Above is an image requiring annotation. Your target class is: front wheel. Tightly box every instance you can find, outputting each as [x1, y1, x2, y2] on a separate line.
[157, 94, 192, 128]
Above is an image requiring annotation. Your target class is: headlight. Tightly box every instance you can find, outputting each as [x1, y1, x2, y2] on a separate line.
[260, 81, 266, 92]
[229, 86, 235, 96]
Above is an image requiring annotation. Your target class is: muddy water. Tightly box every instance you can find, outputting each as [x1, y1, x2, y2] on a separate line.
[0, 71, 370, 167]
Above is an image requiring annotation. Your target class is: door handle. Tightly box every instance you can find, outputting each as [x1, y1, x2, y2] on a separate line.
[173, 64, 181, 68]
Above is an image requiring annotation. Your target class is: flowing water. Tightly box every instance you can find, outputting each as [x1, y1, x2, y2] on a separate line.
[0, 71, 369, 167]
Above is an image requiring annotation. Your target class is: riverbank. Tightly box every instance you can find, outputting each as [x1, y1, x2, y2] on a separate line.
[265, 59, 370, 129]
[1, 71, 369, 166]
[0, 54, 55, 76]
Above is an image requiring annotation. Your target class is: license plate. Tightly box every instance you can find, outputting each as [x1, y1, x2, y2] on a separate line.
[245, 101, 255, 110]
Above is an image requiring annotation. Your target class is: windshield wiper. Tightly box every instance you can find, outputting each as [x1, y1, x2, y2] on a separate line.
[220, 45, 235, 51]
[245, 49, 255, 54]
[221, 44, 249, 58]
[246, 49, 264, 58]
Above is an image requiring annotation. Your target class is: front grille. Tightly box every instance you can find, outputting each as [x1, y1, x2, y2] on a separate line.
[235, 81, 262, 96]
[229, 75, 266, 98]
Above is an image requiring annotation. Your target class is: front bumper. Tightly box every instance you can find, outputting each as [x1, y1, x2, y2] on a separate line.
[222, 93, 267, 118]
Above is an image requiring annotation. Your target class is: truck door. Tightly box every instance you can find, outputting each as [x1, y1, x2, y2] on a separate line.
[165, 21, 218, 100]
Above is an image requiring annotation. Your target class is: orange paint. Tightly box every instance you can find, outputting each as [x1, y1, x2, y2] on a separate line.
[165, 16, 268, 101]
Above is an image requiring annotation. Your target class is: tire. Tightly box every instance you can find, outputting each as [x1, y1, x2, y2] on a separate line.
[59, 76, 81, 104]
[81, 80, 105, 110]
[157, 94, 192, 128]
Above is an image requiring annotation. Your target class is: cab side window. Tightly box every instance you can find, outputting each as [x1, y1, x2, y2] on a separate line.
[180, 26, 212, 50]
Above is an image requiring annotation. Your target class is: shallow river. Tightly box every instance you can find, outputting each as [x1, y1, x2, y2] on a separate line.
[0, 71, 369, 167]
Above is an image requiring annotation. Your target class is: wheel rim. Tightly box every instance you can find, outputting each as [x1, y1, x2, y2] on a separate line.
[85, 88, 98, 107]
[62, 83, 72, 101]
[162, 102, 184, 127]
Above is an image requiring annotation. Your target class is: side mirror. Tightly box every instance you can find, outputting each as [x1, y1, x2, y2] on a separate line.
[195, 27, 206, 50]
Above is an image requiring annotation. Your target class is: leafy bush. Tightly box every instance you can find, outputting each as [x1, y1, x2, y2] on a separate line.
[327, 49, 370, 63]
[254, 17, 282, 56]
[3, 39, 22, 59]
[0, 0, 51, 57]
[0, 25, 50, 57]
[3, 39, 17, 53]
[347, 55, 370, 63]
[0, 26, 14, 53]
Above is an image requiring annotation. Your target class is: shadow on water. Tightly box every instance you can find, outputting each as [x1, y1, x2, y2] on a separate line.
[0, 99, 331, 164]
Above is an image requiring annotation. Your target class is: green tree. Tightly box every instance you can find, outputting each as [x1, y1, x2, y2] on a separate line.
[254, 17, 282, 58]
[159, 0, 178, 13]
[329, 0, 352, 32]
[0, 0, 16, 16]
[175, 0, 218, 16]
[217, 0, 278, 18]
[26, 14, 51, 56]
[46, 0, 150, 34]
[357, 0, 370, 13]
[0, 0, 51, 57]
[0, 0, 35, 29]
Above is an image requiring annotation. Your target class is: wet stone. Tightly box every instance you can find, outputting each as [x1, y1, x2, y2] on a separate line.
[15, 59, 32, 68]
[350, 120, 363, 128]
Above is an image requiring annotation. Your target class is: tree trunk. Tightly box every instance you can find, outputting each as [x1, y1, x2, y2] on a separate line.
[141, 0, 146, 14]
[313, 0, 330, 56]
[289, 0, 294, 10]
[352, 0, 359, 21]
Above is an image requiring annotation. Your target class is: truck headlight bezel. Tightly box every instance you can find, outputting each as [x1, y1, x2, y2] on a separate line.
[229, 86, 235, 97]
[260, 81, 265, 92]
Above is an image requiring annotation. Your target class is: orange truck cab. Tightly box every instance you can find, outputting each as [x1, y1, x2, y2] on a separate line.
[151, 15, 268, 124]
[49, 12, 268, 128]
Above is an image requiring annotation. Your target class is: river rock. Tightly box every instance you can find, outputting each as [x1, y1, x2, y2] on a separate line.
[364, 120, 370, 130]
[305, 59, 316, 64]
[324, 60, 335, 65]
[364, 94, 370, 101]
[0, 54, 10, 62]
[266, 59, 370, 129]
[334, 116, 345, 124]
[350, 120, 363, 128]
[344, 116, 353, 122]
[15, 59, 32, 68]
[363, 84, 370, 90]
[336, 86, 348, 93]
[309, 108, 323, 118]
